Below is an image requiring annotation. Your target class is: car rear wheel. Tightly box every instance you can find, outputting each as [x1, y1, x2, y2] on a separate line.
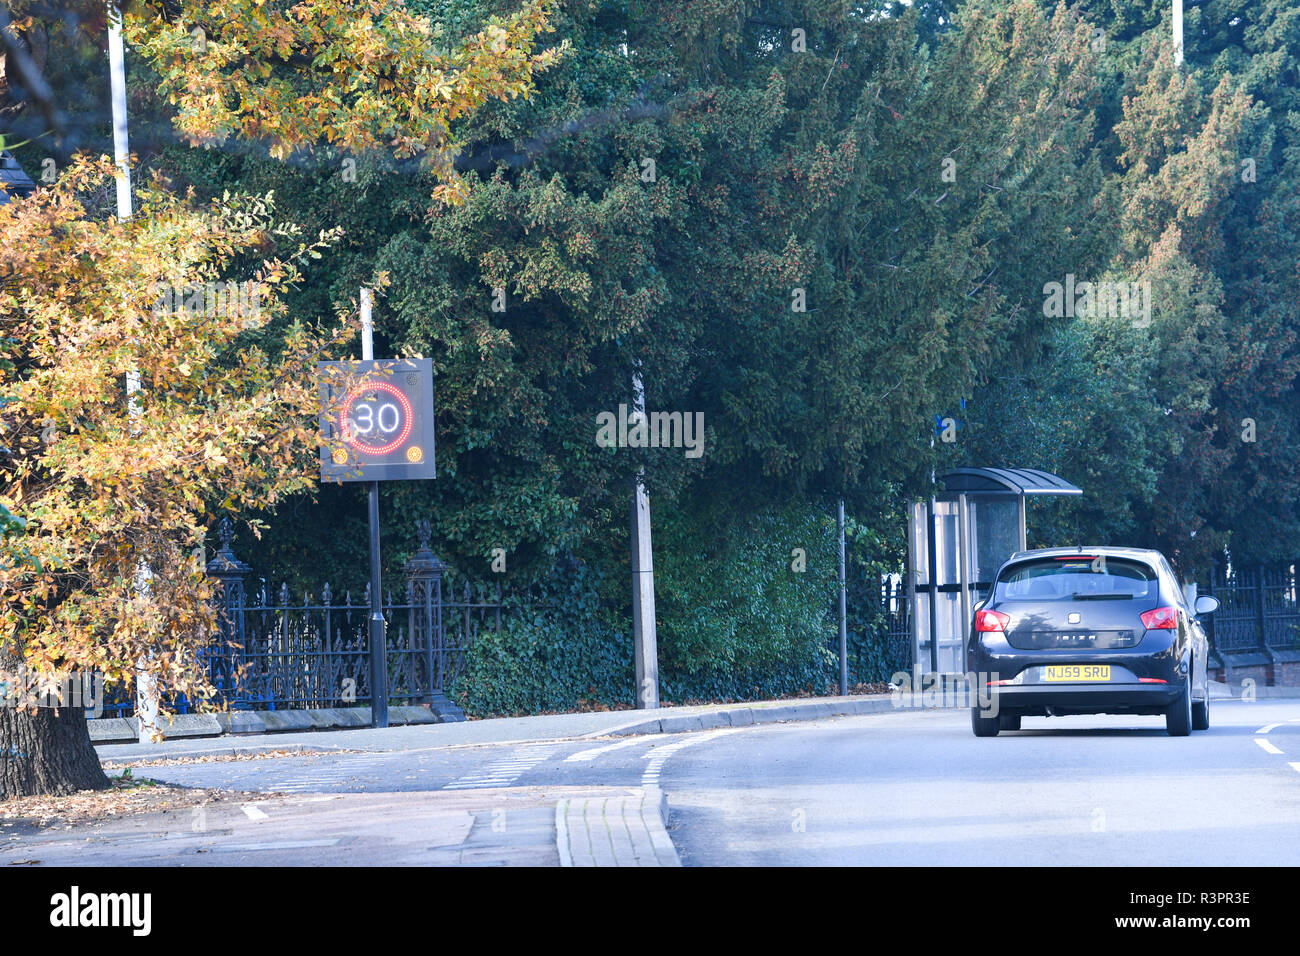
[1192, 687, 1210, 731]
[998, 713, 1021, 731]
[1165, 667, 1193, 737]
[972, 706, 999, 737]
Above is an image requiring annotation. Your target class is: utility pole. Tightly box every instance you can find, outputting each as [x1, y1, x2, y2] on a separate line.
[108, 6, 132, 220]
[108, 3, 157, 744]
[1172, 0, 1184, 67]
[630, 370, 658, 710]
[838, 499, 848, 696]
[360, 288, 389, 728]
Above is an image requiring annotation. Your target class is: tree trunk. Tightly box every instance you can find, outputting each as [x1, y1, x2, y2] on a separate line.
[0, 649, 109, 799]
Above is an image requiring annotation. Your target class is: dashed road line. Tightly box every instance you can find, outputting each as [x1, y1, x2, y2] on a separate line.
[240, 803, 269, 821]
[565, 738, 647, 763]
[444, 744, 557, 790]
[269, 764, 372, 792]
[642, 729, 739, 787]
[1256, 723, 1282, 734]
[1255, 738, 1284, 756]
[1290, 763, 1300, 776]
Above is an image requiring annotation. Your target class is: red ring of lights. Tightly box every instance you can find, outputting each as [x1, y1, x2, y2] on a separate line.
[339, 380, 414, 455]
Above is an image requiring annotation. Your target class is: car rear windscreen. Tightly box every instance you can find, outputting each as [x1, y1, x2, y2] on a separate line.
[994, 556, 1156, 602]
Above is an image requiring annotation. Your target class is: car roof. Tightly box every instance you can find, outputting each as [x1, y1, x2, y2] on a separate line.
[1006, 546, 1166, 563]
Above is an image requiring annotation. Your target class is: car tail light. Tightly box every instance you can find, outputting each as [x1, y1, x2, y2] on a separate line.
[975, 609, 1010, 632]
[1140, 606, 1178, 630]
[1138, 677, 1168, 683]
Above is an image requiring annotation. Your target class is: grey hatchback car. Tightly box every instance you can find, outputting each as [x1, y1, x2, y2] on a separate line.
[966, 546, 1218, 737]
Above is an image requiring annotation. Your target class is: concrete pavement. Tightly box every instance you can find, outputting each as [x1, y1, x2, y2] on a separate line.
[0, 787, 579, 866]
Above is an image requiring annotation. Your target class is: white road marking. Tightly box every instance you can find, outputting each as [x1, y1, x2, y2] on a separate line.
[1290, 763, 1300, 775]
[240, 804, 269, 821]
[642, 729, 739, 787]
[249, 762, 381, 793]
[445, 744, 557, 790]
[1256, 723, 1282, 734]
[1255, 738, 1283, 756]
[565, 738, 647, 763]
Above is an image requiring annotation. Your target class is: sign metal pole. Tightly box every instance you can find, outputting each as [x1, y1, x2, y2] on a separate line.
[838, 499, 848, 696]
[360, 289, 388, 728]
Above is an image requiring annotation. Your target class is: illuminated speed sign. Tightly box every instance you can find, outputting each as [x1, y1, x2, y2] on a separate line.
[318, 359, 435, 482]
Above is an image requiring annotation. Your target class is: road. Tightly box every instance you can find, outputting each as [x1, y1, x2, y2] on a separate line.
[663, 702, 1300, 866]
[5, 698, 1300, 865]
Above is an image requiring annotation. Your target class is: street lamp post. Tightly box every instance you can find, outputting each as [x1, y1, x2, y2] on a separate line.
[107, 3, 159, 744]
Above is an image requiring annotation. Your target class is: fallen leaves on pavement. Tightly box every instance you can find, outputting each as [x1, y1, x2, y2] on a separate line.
[0, 775, 260, 833]
[101, 747, 365, 770]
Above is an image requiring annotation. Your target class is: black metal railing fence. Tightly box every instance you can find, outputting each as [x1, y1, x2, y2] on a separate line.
[100, 518, 501, 717]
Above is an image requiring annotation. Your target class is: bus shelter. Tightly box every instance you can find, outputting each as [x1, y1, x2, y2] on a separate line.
[908, 467, 1082, 676]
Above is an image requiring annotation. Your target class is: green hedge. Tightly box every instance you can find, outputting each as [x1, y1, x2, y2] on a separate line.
[451, 503, 841, 715]
[653, 504, 839, 701]
[450, 562, 632, 716]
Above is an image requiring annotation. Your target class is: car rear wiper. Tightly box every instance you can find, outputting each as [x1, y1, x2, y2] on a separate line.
[1071, 592, 1134, 600]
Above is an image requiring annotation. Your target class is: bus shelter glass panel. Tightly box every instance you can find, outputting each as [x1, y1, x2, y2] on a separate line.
[932, 500, 965, 673]
[970, 496, 1021, 598]
[909, 500, 929, 670]
[911, 500, 966, 674]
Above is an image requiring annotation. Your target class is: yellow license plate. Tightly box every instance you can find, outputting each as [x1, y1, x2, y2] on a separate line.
[1042, 665, 1111, 682]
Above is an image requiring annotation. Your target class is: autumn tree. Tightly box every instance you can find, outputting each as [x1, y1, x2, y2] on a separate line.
[0, 0, 560, 797]
[2, 0, 561, 191]
[125, 0, 563, 204]
[0, 160, 347, 796]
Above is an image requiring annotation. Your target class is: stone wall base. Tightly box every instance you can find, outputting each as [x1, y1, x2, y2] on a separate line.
[88, 704, 448, 745]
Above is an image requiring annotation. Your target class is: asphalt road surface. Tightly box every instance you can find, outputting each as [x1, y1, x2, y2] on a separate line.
[662, 702, 1300, 866]
[7, 698, 1300, 865]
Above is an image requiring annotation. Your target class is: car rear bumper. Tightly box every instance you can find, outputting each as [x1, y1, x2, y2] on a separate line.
[988, 681, 1181, 712]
